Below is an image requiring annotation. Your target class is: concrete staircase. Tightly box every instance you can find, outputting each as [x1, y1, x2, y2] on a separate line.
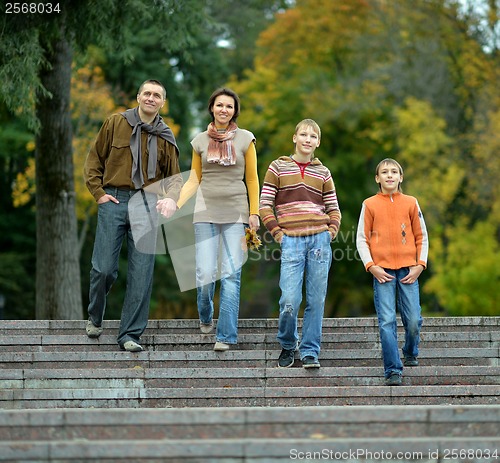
[1, 316, 499, 462]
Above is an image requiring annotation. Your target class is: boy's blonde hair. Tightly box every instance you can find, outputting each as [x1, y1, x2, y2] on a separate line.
[295, 118, 321, 140]
[375, 158, 404, 192]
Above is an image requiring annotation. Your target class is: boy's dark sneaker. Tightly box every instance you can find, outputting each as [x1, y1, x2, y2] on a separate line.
[385, 373, 402, 386]
[302, 356, 320, 369]
[278, 348, 295, 368]
[404, 356, 419, 367]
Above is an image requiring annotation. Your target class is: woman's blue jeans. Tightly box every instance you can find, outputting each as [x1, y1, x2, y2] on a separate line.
[277, 232, 332, 360]
[194, 222, 246, 344]
[373, 267, 423, 378]
[87, 187, 156, 347]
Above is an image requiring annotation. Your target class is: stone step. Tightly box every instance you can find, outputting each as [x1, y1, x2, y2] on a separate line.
[2, 384, 500, 409]
[1, 406, 499, 461]
[1, 347, 498, 370]
[2, 366, 500, 389]
[2, 316, 500, 335]
[2, 436, 499, 463]
[1, 405, 499, 440]
[3, 330, 499, 353]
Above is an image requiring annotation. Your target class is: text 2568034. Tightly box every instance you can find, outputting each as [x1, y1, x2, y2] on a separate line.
[5, 3, 60, 14]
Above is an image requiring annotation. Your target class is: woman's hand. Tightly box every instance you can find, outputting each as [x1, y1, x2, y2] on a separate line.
[248, 214, 260, 230]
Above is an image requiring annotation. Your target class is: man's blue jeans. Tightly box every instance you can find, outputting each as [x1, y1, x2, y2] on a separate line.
[87, 187, 156, 347]
[194, 222, 245, 344]
[277, 232, 332, 360]
[373, 267, 423, 378]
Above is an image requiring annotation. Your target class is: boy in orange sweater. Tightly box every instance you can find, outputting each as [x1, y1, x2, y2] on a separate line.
[356, 158, 428, 386]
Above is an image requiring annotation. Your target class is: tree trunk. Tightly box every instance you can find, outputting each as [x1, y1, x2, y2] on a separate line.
[35, 24, 82, 320]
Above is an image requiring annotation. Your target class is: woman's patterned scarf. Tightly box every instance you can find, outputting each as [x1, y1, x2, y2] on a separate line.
[206, 121, 238, 166]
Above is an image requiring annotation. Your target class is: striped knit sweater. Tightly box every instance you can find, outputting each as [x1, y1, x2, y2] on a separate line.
[259, 156, 341, 241]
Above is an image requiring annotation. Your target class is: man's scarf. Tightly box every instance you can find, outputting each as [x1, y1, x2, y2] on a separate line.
[121, 107, 178, 189]
[206, 121, 238, 166]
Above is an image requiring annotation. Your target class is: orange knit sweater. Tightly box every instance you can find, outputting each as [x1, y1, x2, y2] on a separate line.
[356, 192, 428, 271]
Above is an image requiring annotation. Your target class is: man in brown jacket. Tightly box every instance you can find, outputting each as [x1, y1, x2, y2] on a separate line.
[83, 79, 181, 352]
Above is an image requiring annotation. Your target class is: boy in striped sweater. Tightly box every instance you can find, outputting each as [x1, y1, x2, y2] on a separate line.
[259, 119, 341, 368]
[356, 158, 428, 386]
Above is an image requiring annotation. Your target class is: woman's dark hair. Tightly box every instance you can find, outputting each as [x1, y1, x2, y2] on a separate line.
[207, 87, 240, 122]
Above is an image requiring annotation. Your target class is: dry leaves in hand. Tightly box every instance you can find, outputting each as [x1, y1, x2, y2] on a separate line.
[244, 227, 262, 251]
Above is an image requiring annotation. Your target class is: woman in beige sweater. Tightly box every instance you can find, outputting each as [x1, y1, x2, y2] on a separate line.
[159, 88, 259, 351]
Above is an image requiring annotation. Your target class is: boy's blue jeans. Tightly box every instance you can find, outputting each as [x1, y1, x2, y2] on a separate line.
[87, 187, 156, 347]
[194, 222, 246, 344]
[373, 267, 423, 378]
[277, 232, 332, 360]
